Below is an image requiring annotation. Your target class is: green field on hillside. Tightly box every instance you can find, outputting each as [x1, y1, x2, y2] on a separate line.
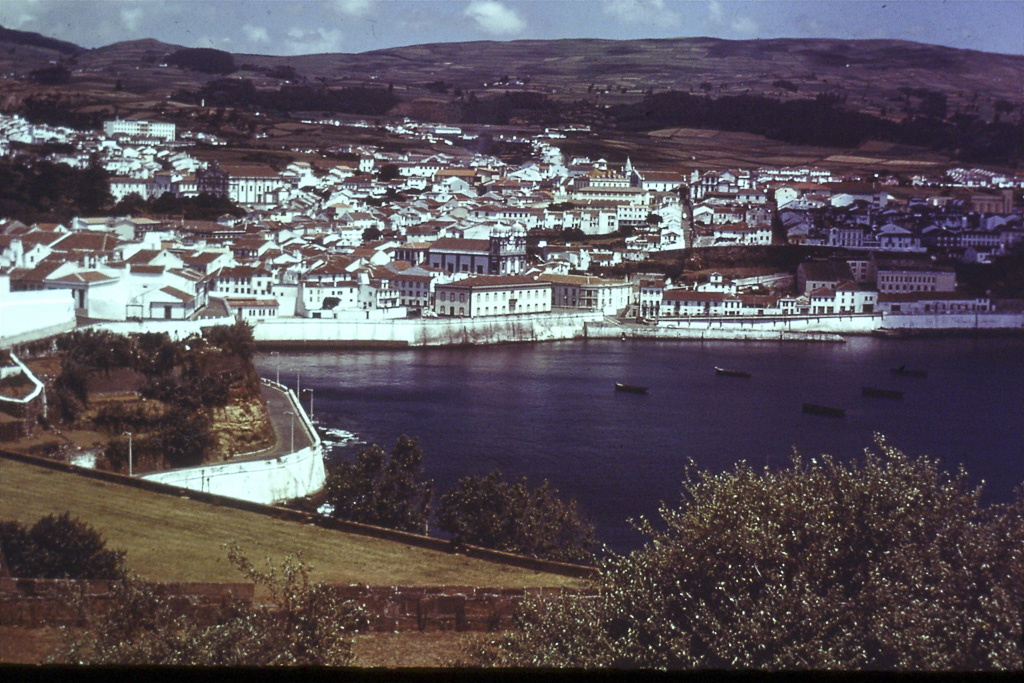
[0, 458, 583, 588]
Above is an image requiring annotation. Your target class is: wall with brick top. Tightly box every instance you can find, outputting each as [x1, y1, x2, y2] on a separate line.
[0, 578, 597, 632]
[0, 578, 254, 628]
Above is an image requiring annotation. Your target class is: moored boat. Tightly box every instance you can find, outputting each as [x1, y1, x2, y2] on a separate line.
[715, 366, 751, 378]
[615, 382, 648, 394]
[802, 402, 845, 418]
[862, 386, 904, 399]
[891, 365, 928, 378]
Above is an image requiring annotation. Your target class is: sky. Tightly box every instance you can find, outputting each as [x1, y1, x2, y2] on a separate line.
[2, 0, 1022, 57]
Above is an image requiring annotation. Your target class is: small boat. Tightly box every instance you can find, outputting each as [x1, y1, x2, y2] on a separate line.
[891, 365, 928, 378]
[802, 402, 845, 418]
[615, 382, 649, 394]
[862, 386, 904, 399]
[715, 367, 751, 378]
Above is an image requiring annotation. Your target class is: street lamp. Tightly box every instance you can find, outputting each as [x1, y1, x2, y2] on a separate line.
[303, 388, 314, 421]
[270, 351, 280, 385]
[284, 411, 295, 452]
[123, 431, 133, 476]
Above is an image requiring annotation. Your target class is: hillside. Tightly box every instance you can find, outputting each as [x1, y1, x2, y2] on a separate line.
[0, 455, 583, 586]
[1, 28, 1021, 169]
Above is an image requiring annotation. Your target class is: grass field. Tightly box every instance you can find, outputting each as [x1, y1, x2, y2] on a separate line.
[0, 457, 584, 588]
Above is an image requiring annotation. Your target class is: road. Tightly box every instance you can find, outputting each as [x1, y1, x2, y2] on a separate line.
[233, 382, 313, 462]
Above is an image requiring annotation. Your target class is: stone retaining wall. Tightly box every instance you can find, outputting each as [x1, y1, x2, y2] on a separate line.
[0, 578, 597, 632]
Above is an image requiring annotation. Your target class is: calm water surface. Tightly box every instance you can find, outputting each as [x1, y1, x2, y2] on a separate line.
[256, 337, 1024, 550]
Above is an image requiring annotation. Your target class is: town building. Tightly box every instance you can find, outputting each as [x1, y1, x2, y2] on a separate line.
[433, 275, 551, 317]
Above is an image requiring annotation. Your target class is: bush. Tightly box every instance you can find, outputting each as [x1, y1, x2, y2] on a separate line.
[0, 512, 127, 580]
[437, 470, 597, 564]
[481, 437, 1024, 670]
[324, 435, 434, 534]
[54, 547, 367, 666]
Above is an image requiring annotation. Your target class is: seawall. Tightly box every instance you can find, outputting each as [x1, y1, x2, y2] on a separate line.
[141, 379, 325, 504]
[588, 311, 1024, 342]
[252, 311, 602, 349]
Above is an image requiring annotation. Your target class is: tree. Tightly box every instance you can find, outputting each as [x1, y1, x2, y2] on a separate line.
[437, 470, 597, 564]
[362, 226, 383, 242]
[54, 547, 367, 666]
[324, 435, 434, 534]
[377, 163, 401, 182]
[0, 513, 127, 580]
[480, 437, 1023, 670]
[203, 320, 256, 364]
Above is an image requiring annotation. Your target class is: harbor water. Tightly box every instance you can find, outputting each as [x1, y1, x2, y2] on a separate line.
[256, 336, 1024, 551]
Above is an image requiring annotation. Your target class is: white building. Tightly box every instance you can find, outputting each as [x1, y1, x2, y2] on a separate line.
[538, 274, 632, 315]
[433, 275, 551, 317]
[103, 119, 176, 142]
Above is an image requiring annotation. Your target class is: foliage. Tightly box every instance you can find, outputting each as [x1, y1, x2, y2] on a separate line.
[159, 406, 212, 469]
[611, 90, 1023, 164]
[481, 436, 1023, 670]
[28, 65, 71, 85]
[203, 320, 256, 365]
[460, 91, 558, 126]
[0, 512, 127, 580]
[0, 156, 112, 222]
[172, 80, 399, 117]
[437, 470, 597, 564]
[163, 47, 236, 74]
[324, 435, 434, 534]
[111, 191, 246, 220]
[54, 547, 367, 666]
[0, 25, 83, 55]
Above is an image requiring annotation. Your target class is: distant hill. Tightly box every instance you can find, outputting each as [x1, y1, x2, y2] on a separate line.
[0, 30, 1020, 168]
[0, 25, 83, 56]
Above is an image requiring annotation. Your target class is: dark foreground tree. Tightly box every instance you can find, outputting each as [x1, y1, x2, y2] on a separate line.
[437, 470, 597, 564]
[324, 435, 433, 534]
[0, 513, 127, 580]
[54, 547, 367, 666]
[479, 436, 1023, 670]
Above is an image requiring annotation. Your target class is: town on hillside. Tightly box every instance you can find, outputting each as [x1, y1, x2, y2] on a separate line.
[1, 111, 1022, 350]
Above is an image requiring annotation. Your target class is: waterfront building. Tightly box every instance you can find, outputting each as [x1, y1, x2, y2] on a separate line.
[876, 292, 991, 314]
[433, 275, 552, 317]
[538, 273, 632, 315]
[874, 258, 956, 294]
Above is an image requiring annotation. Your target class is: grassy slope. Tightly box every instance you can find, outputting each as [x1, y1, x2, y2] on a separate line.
[0, 457, 583, 588]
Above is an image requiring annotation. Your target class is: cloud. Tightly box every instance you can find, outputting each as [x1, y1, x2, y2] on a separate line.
[332, 0, 372, 17]
[603, 0, 681, 28]
[242, 24, 271, 44]
[120, 7, 143, 32]
[283, 27, 346, 54]
[730, 15, 759, 35]
[708, 0, 723, 24]
[464, 1, 525, 36]
[2, 0, 39, 29]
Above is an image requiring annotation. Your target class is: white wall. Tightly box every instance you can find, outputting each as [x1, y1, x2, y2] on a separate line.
[253, 311, 602, 347]
[89, 317, 237, 340]
[881, 312, 1024, 330]
[142, 381, 325, 504]
[142, 443, 325, 504]
[0, 280, 76, 347]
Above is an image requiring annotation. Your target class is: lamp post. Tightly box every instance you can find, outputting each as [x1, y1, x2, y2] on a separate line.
[303, 388, 314, 421]
[123, 431, 133, 476]
[284, 411, 295, 452]
[270, 351, 280, 385]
